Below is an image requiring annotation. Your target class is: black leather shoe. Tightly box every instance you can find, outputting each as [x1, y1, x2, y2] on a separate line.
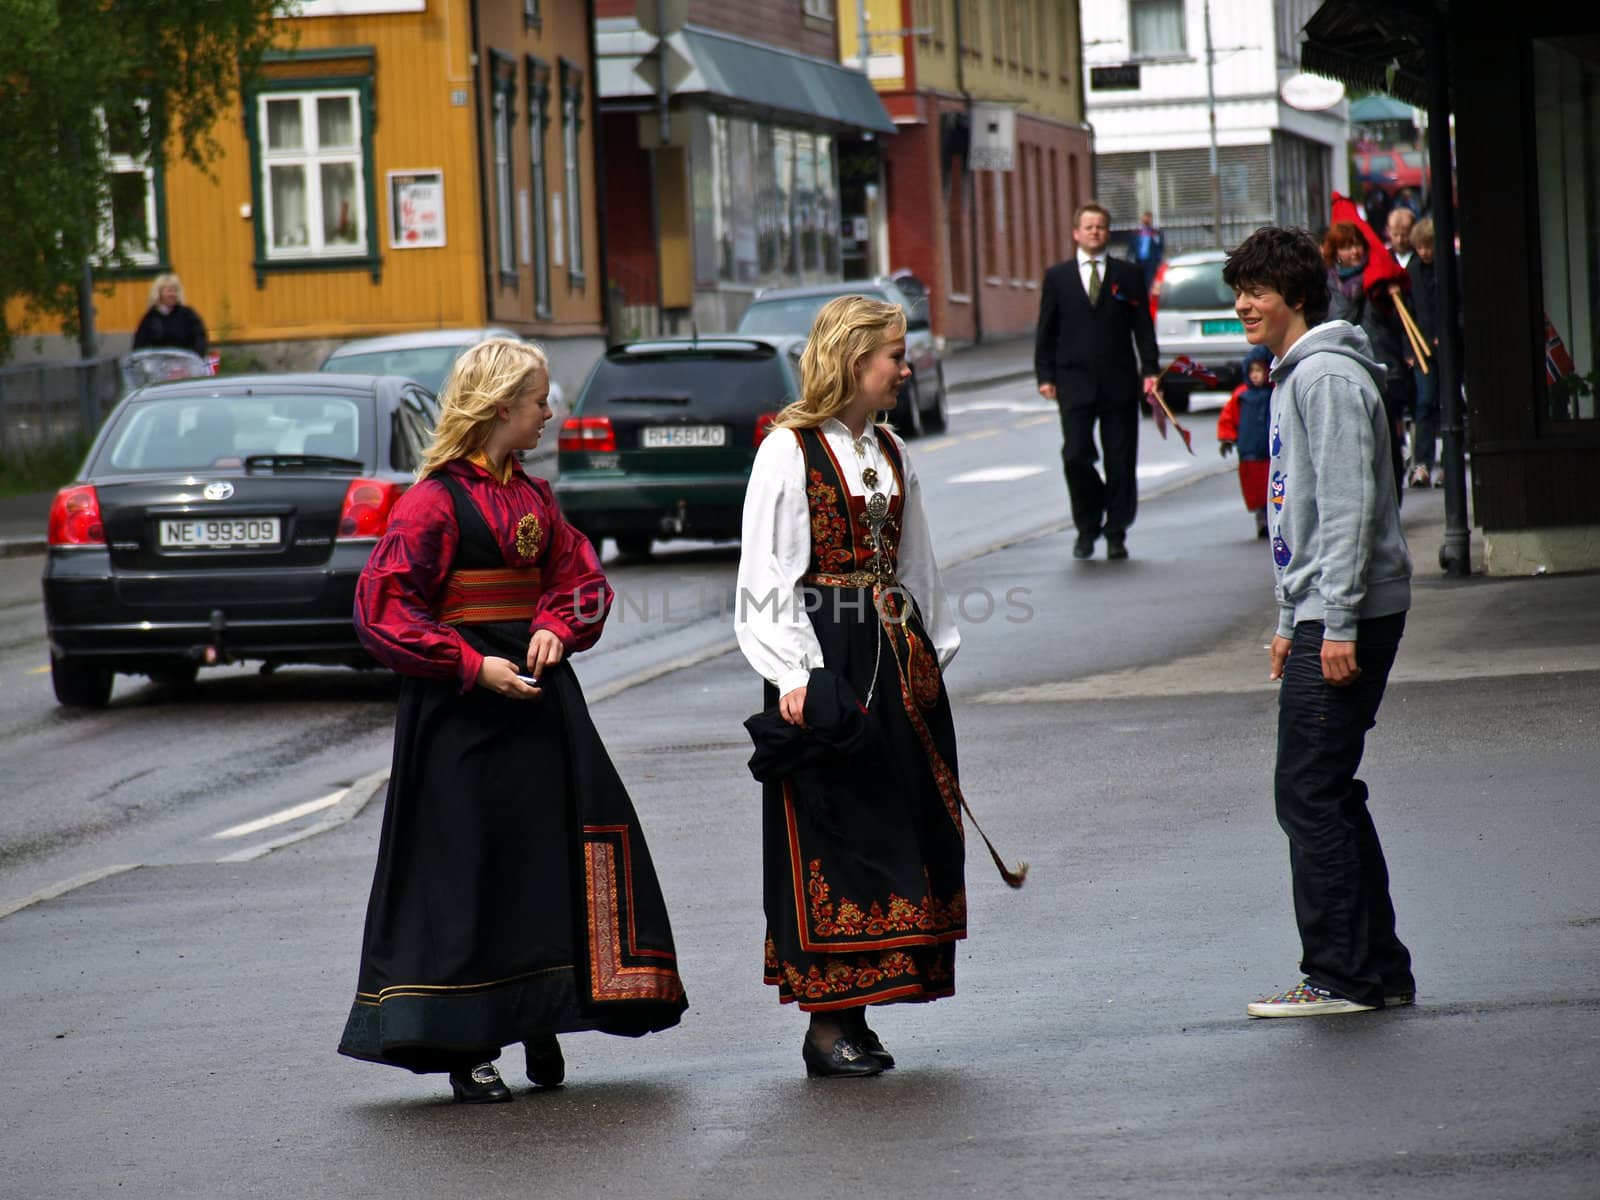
[856, 1027, 896, 1069]
[525, 1034, 565, 1088]
[1106, 538, 1129, 560]
[801, 1035, 884, 1078]
[449, 1062, 512, 1104]
[1072, 536, 1095, 559]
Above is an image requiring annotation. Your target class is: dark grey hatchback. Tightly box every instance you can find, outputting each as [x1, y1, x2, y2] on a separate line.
[42, 374, 437, 707]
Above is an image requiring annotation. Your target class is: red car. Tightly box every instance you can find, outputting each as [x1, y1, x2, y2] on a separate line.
[1353, 146, 1429, 198]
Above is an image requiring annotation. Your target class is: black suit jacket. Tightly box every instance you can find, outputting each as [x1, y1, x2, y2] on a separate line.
[1034, 255, 1159, 408]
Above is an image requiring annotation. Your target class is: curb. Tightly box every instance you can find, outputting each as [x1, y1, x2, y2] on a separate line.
[946, 368, 1035, 396]
[215, 767, 390, 864]
[0, 538, 45, 558]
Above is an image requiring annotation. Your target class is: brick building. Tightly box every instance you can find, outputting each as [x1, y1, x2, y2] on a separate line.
[841, 0, 1092, 341]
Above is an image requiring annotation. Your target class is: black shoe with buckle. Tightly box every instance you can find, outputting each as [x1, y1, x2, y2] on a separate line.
[856, 1027, 896, 1070]
[525, 1034, 565, 1088]
[449, 1062, 513, 1104]
[801, 1035, 884, 1079]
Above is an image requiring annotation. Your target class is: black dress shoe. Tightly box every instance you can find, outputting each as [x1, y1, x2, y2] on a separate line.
[856, 1027, 896, 1069]
[1106, 537, 1129, 560]
[801, 1035, 884, 1078]
[524, 1034, 565, 1088]
[449, 1062, 512, 1104]
[1072, 536, 1095, 559]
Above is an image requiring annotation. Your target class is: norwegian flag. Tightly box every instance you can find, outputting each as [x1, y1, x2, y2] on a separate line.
[1331, 192, 1408, 297]
[1545, 314, 1578, 387]
[1167, 355, 1221, 387]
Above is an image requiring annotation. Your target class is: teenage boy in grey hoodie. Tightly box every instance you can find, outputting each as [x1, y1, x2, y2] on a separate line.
[1221, 226, 1417, 1018]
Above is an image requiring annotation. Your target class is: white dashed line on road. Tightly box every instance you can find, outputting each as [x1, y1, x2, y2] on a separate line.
[948, 465, 1051, 484]
[212, 789, 350, 839]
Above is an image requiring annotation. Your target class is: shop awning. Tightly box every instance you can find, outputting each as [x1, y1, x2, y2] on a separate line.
[1299, 0, 1432, 106]
[597, 22, 896, 136]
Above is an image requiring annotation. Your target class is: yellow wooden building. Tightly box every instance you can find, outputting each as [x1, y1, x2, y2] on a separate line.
[21, 0, 606, 389]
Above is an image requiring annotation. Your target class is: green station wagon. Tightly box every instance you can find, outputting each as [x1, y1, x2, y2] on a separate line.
[553, 336, 802, 557]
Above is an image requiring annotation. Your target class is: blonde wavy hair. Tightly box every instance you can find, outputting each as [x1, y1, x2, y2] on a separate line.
[417, 338, 549, 478]
[147, 273, 184, 307]
[774, 294, 907, 429]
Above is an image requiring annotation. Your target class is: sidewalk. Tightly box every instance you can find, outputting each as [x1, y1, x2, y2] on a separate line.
[941, 333, 1036, 394]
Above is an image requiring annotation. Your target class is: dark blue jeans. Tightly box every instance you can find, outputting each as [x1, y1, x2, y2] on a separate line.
[1275, 613, 1413, 1007]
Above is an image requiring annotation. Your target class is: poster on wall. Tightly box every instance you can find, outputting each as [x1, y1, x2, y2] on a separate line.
[389, 170, 446, 249]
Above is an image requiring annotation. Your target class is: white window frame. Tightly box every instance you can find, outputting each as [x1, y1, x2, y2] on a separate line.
[256, 87, 369, 260]
[1129, 0, 1187, 59]
[803, 0, 835, 18]
[98, 103, 160, 267]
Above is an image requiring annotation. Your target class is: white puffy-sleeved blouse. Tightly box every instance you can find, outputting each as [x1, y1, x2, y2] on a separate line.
[734, 418, 961, 697]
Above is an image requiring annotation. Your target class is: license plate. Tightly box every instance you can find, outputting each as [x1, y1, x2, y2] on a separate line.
[1201, 318, 1245, 335]
[159, 517, 281, 548]
[640, 425, 726, 448]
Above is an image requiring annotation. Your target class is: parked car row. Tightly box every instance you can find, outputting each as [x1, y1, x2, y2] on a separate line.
[44, 289, 945, 705]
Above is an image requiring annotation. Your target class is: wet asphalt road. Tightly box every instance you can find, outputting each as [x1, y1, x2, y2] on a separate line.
[2, 382, 1597, 1198]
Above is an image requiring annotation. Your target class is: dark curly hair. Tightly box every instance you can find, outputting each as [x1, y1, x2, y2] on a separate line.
[1222, 226, 1331, 327]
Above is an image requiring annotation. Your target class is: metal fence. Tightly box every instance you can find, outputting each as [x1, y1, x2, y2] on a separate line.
[0, 357, 121, 457]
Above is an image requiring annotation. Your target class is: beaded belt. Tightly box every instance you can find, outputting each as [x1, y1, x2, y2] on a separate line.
[439, 566, 543, 625]
[800, 570, 899, 588]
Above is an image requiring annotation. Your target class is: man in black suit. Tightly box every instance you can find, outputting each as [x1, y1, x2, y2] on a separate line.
[1034, 203, 1161, 560]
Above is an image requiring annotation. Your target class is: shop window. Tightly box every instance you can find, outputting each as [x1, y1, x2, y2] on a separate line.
[524, 0, 541, 30]
[253, 85, 371, 262]
[527, 57, 553, 317]
[1131, 0, 1185, 59]
[1534, 37, 1600, 422]
[560, 58, 586, 286]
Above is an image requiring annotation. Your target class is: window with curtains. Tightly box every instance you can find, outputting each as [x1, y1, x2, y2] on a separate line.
[526, 57, 552, 316]
[99, 102, 162, 268]
[490, 54, 517, 284]
[560, 58, 585, 285]
[1130, 0, 1186, 58]
[254, 85, 371, 260]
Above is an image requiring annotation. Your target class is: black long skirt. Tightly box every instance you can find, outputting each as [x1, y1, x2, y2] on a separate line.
[339, 659, 686, 1072]
[761, 588, 967, 1011]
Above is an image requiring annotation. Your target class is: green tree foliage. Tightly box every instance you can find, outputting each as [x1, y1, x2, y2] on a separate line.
[0, 0, 288, 362]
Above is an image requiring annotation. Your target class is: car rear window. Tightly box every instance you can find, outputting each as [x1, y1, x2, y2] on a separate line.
[1158, 262, 1234, 311]
[583, 351, 791, 417]
[737, 289, 891, 335]
[321, 347, 463, 393]
[95, 393, 366, 472]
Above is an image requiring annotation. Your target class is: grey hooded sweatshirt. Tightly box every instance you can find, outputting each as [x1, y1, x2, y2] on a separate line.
[1267, 320, 1411, 641]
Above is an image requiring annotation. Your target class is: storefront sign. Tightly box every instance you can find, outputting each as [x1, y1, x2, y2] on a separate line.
[1090, 64, 1141, 91]
[388, 170, 445, 249]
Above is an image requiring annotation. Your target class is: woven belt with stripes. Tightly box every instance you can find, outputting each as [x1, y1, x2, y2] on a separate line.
[439, 566, 543, 625]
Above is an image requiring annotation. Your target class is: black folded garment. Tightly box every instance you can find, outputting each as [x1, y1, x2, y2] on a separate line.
[742, 668, 876, 783]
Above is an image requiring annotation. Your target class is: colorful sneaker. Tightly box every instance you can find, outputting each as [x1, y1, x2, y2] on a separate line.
[1246, 980, 1377, 1018]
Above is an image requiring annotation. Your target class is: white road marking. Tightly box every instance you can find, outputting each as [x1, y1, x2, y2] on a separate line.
[948, 465, 1050, 484]
[1137, 463, 1184, 479]
[212, 789, 348, 839]
[1018, 414, 1054, 428]
[28, 665, 49, 675]
[948, 400, 1055, 415]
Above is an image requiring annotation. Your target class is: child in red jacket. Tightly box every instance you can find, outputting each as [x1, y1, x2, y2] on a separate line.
[1218, 344, 1274, 538]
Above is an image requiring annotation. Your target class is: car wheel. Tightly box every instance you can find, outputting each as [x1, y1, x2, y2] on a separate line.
[51, 654, 113, 709]
[149, 661, 200, 692]
[922, 367, 949, 433]
[895, 376, 923, 437]
[616, 533, 653, 558]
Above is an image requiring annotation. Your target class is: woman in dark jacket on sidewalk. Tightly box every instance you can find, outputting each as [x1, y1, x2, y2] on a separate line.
[132, 274, 208, 358]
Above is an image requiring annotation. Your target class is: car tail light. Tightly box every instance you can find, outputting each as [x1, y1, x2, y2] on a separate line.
[1149, 261, 1167, 321]
[754, 412, 779, 445]
[48, 484, 106, 546]
[559, 416, 616, 453]
[337, 479, 402, 540]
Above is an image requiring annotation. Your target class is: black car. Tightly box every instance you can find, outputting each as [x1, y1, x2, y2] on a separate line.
[554, 336, 802, 556]
[42, 374, 438, 707]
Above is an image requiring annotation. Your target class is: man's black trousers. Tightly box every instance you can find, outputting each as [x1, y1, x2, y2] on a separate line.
[1055, 393, 1139, 541]
[1275, 613, 1414, 1008]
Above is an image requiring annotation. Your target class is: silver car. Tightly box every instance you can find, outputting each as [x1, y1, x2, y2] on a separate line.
[319, 327, 564, 477]
[1151, 250, 1249, 413]
[734, 279, 948, 435]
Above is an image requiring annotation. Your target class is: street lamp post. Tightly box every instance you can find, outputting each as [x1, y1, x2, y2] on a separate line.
[1205, 0, 1222, 245]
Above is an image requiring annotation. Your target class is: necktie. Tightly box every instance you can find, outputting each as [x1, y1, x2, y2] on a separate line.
[1088, 259, 1102, 304]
